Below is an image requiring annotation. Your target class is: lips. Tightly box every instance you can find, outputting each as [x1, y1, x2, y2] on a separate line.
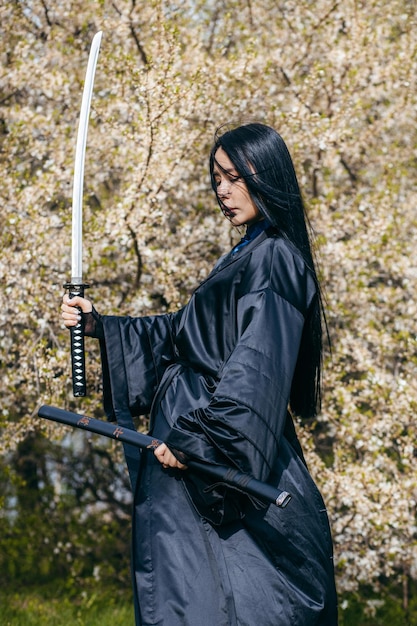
[223, 209, 236, 219]
[222, 204, 236, 217]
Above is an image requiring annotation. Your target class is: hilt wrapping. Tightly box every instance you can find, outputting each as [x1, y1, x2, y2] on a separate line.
[64, 282, 89, 397]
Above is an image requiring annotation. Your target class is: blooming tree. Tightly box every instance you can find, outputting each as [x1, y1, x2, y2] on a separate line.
[1, 0, 416, 602]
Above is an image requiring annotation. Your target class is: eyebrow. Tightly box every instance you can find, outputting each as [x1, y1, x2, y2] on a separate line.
[213, 159, 238, 176]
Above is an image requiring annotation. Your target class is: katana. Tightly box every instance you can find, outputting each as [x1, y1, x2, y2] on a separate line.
[38, 405, 292, 509]
[64, 31, 103, 397]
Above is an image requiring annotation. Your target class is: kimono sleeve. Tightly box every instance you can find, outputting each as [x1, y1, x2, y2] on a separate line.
[166, 286, 307, 482]
[100, 312, 179, 420]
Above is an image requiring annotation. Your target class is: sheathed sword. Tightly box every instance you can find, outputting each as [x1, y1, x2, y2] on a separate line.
[64, 31, 103, 397]
[38, 405, 292, 508]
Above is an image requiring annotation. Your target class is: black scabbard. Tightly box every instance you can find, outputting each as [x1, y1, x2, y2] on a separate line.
[38, 405, 291, 508]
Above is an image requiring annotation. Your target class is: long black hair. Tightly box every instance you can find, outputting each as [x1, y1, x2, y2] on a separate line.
[209, 122, 326, 419]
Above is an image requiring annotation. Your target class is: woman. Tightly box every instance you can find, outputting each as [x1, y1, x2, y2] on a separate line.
[62, 123, 338, 625]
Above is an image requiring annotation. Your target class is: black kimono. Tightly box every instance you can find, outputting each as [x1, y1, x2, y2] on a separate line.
[98, 227, 338, 625]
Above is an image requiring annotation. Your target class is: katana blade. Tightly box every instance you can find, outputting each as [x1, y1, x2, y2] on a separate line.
[65, 31, 102, 397]
[71, 30, 102, 283]
[38, 405, 292, 509]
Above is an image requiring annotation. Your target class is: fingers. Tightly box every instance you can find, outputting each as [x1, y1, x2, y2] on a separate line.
[62, 293, 93, 312]
[154, 443, 187, 470]
[61, 294, 93, 327]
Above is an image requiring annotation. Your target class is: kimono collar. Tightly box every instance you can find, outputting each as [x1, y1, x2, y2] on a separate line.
[232, 219, 271, 256]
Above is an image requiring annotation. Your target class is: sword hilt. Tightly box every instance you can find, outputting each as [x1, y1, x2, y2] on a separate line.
[64, 282, 89, 397]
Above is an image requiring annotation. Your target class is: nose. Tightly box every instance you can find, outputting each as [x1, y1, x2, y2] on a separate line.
[217, 179, 232, 197]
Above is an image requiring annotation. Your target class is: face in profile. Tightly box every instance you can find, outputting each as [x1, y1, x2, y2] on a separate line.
[213, 148, 261, 227]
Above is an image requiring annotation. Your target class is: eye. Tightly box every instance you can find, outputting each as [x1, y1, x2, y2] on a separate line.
[213, 171, 242, 188]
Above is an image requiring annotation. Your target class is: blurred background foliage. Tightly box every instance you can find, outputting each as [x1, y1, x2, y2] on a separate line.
[1, 0, 417, 623]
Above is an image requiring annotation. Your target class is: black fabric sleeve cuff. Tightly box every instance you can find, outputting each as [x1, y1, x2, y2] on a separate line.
[83, 306, 104, 339]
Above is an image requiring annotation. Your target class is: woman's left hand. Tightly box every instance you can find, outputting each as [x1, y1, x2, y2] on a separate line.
[154, 443, 187, 470]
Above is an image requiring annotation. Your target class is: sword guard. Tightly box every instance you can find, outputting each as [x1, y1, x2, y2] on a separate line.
[64, 282, 89, 397]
